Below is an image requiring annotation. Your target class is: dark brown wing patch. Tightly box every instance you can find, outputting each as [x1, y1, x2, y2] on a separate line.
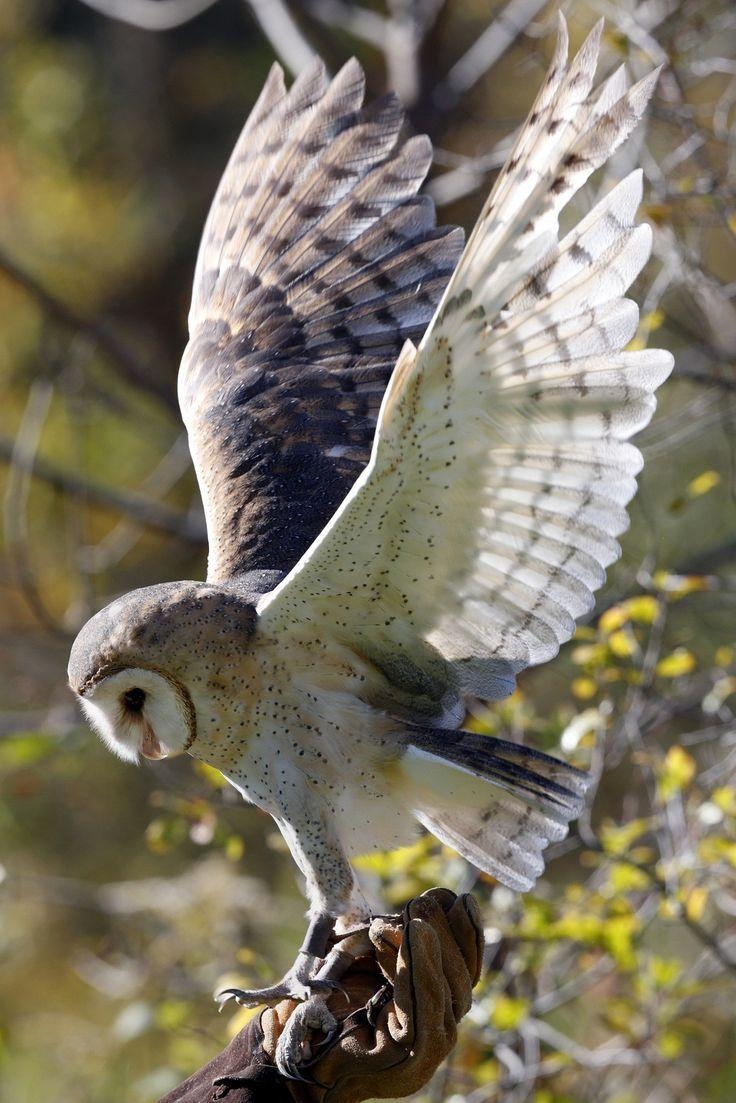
[179, 58, 463, 581]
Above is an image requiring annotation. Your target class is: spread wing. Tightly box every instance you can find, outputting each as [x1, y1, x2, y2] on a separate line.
[258, 19, 674, 718]
[179, 59, 463, 583]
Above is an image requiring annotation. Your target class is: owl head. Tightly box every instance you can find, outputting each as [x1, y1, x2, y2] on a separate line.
[68, 581, 257, 763]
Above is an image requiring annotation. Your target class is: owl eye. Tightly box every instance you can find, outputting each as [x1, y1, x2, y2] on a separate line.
[122, 687, 146, 713]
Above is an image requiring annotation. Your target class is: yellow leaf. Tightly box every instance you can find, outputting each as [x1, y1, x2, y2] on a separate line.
[226, 1004, 260, 1038]
[602, 913, 641, 969]
[574, 625, 598, 640]
[609, 629, 637, 659]
[630, 845, 656, 864]
[609, 862, 650, 894]
[465, 708, 499, 734]
[653, 571, 712, 601]
[684, 886, 708, 922]
[473, 1058, 500, 1086]
[155, 999, 190, 1030]
[702, 675, 736, 714]
[728, 212, 736, 235]
[564, 883, 587, 905]
[699, 836, 736, 867]
[713, 787, 736, 815]
[571, 642, 606, 667]
[235, 946, 258, 966]
[657, 745, 697, 800]
[641, 308, 665, 333]
[626, 595, 660, 624]
[600, 596, 659, 634]
[715, 646, 733, 668]
[656, 648, 696, 678]
[658, 1029, 685, 1059]
[658, 897, 681, 920]
[225, 834, 244, 862]
[571, 676, 597, 700]
[599, 605, 627, 633]
[687, 469, 721, 498]
[650, 956, 681, 988]
[194, 760, 228, 789]
[600, 817, 652, 856]
[490, 995, 529, 1031]
[645, 201, 672, 225]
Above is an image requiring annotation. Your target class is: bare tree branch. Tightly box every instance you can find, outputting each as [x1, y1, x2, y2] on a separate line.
[3, 379, 68, 637]
[0, 249, 176, 411]
[75, 0, 220, 31]
[431, 0, 549, 111]
[80, 435, 202, 572]
[245, 0, 319, 73]
[0, 433, 206, 545]
[301, 0, 387, 49]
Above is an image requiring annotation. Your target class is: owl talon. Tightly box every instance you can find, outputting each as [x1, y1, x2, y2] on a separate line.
[215, 953, 341, 1010]
[275, 994, 338, 1080]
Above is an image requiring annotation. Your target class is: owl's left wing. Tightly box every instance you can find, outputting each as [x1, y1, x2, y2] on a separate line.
[179, 59, 462, 583]
[258, 20, 673, 720]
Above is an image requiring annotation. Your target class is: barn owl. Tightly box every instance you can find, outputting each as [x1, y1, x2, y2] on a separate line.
[69, 16, 672, 1072]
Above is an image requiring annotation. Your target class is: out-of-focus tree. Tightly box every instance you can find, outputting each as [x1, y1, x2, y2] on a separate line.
[0, 1, 734, 1101]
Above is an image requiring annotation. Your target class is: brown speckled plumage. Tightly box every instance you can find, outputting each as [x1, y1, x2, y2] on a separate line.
[179, 56, 463, 581]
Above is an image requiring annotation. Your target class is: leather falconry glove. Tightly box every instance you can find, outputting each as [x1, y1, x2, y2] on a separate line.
[158, 888, 483, 1103]
[260, 887, 484, 1103]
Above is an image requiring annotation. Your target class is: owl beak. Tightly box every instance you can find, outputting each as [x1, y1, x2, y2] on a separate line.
[140, 724, 167, 760]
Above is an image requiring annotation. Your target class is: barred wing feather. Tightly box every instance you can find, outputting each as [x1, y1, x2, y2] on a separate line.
[180, 58, 463, 582]
[259, 19, 674, 713]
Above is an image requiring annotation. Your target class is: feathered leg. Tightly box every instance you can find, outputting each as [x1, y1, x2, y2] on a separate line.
[215, 799, 359, 1019]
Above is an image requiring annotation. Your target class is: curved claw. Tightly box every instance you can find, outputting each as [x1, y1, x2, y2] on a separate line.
[275, 995, 338, 1080]
[278, 1048, 316, 1083]
[310, 976, 347, 999]
[365, 982, 392, 1027]
[215, 972, 344, 1012]
[215, 983, 296, 1010]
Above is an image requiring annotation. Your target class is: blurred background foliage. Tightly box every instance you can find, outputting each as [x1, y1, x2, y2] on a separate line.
[0, 0, 735, 1101]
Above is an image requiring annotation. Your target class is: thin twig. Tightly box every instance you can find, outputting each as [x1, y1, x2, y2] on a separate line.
[589, 841, 736, 975]
[0, 433, 206, 545]
[81, 435, 198, 571]
[75, 0, 220, 31]
[245, 0, 319, 74]
[0, 249, 175, 410]
[432, 0, 549, 111]
[301, 0, 387, 49]
[3, 379, 68, 637]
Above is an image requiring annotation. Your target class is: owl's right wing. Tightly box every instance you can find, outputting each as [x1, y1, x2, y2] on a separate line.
[258, 19, 673, 719]
[178, 59, 462, 584]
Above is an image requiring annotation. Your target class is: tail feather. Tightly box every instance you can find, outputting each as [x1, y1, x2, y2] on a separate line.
[400, 728, 589, 892]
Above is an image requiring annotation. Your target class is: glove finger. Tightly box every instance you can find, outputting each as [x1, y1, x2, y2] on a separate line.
[445, 893, 484, 990]
[391, 912, 456, 1051]
[404, 894, 473, 1019]
[417, 886, 458, 913]
[259, 1001, 297, 1059]
[414, 889, 484, 994]
[369, 915, 403, 982]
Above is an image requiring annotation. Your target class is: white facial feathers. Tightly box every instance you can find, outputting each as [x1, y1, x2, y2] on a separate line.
[79, 668, 194, 764]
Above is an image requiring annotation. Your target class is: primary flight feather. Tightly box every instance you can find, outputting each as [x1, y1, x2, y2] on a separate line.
[69, 15, 672, 1024]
